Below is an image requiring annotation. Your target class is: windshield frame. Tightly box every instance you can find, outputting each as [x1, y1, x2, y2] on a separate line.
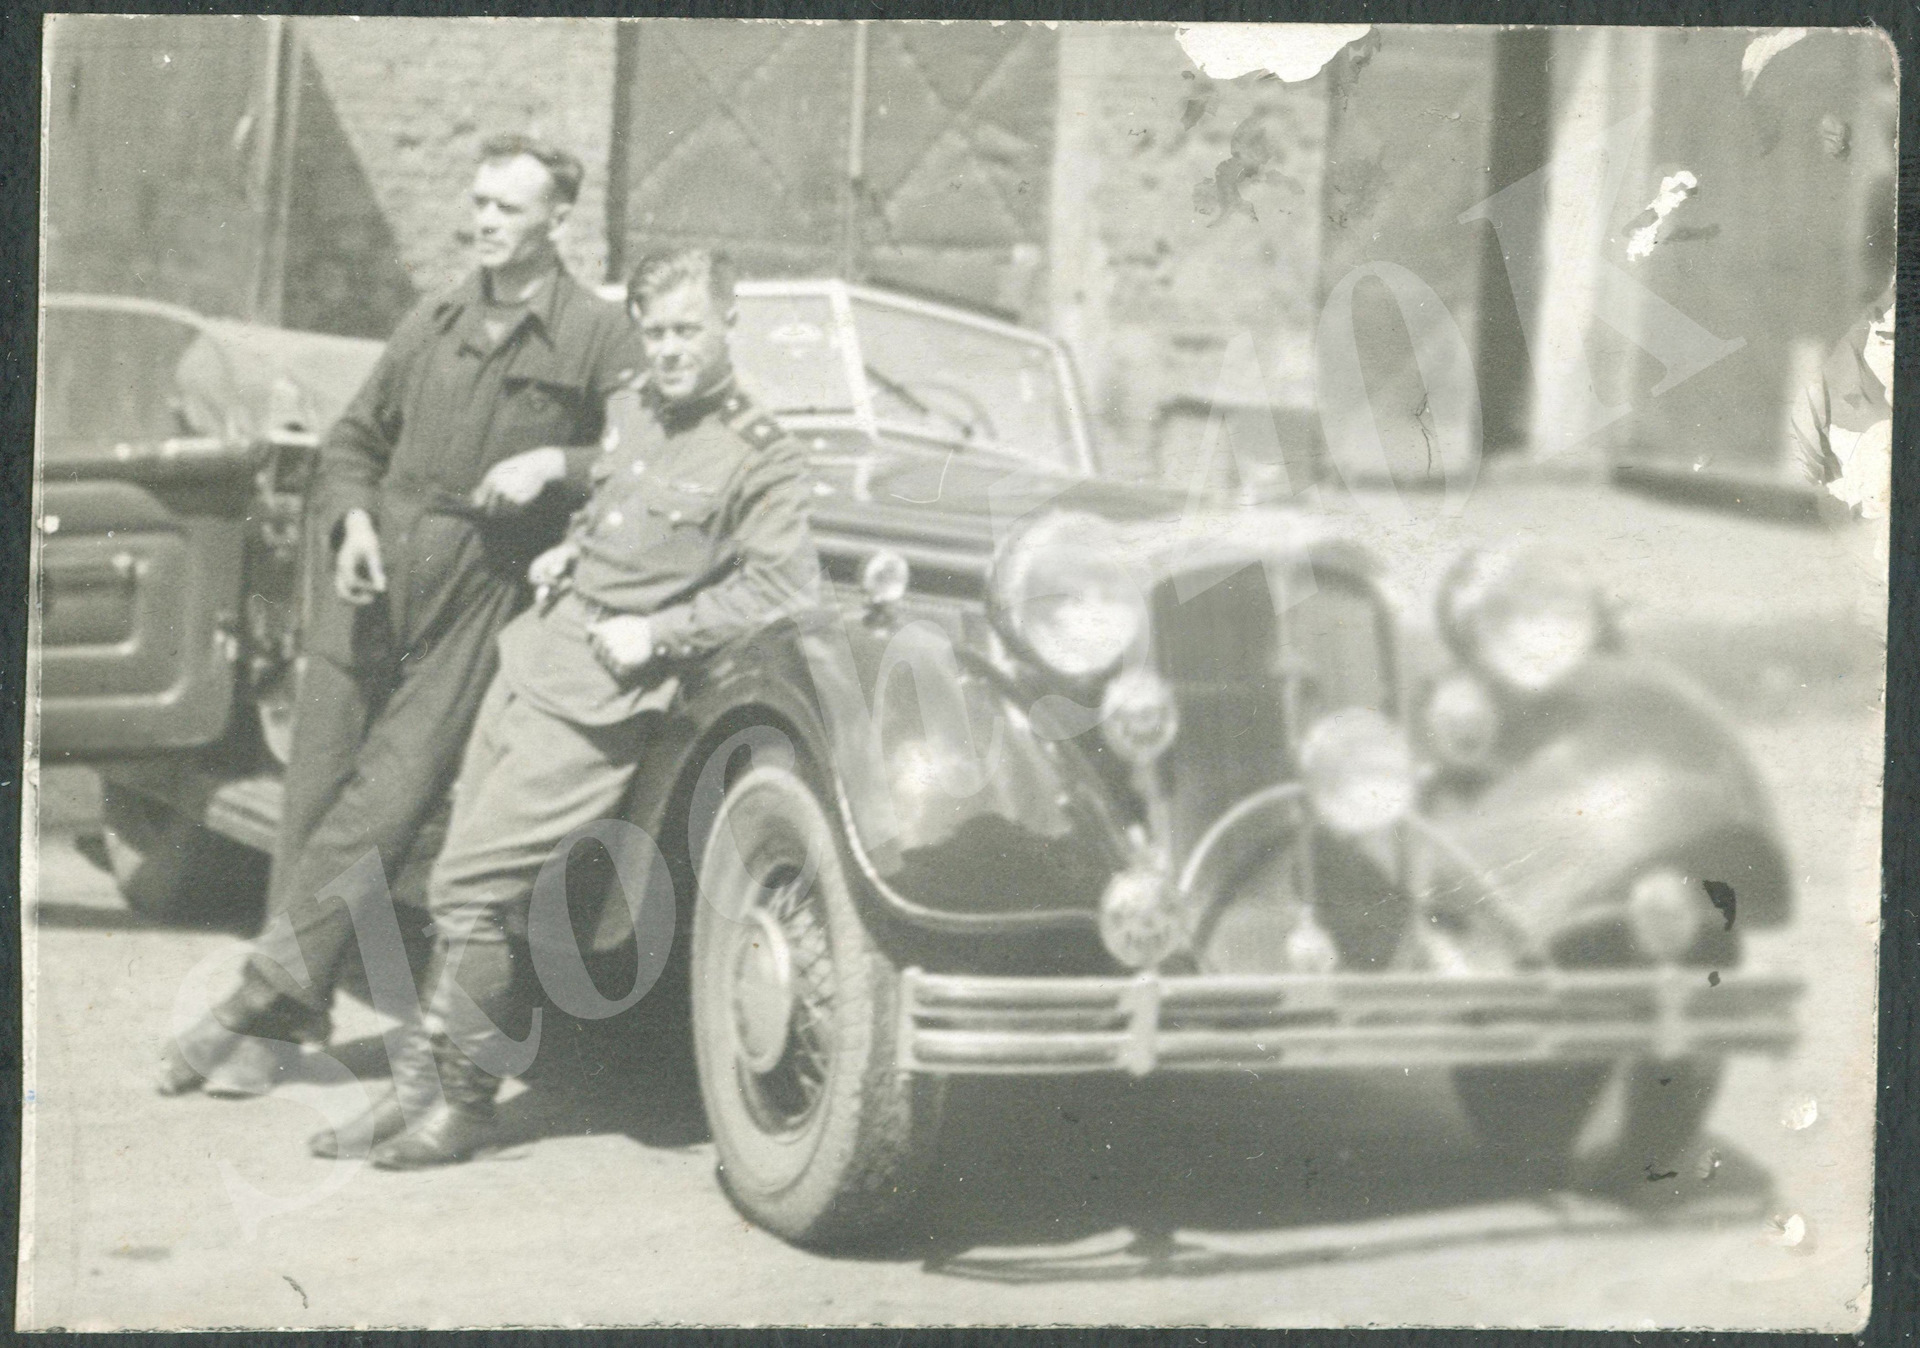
[38, 293, 246, 456]
[735, 278, 1097, 478]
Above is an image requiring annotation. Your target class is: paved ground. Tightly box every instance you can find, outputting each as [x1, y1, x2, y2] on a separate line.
[18, 701, 1878, 1331]
[19, 486, 1885, 1330]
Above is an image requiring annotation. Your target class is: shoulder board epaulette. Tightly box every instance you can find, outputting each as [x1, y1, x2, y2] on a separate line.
[739, 415, 787, 451]
[722, 394, 788, 452]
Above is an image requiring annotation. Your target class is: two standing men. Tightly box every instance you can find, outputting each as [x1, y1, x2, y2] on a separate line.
[162, 134, 818, 1159]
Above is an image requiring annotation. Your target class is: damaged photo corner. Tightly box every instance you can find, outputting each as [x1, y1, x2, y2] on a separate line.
[19, 15, 1895, 1331]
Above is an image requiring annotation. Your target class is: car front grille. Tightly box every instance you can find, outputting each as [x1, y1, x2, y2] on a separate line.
[1150, 559, 1394, 908]
[1151, 563, 1290, 867]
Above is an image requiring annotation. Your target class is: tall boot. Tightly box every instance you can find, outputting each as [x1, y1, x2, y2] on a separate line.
[158, 958, 331, 1098]
[308, 1017, 443, 1159]
[367, 1027, 500, 1170]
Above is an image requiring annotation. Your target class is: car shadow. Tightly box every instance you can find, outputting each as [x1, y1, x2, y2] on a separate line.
[896, 1072, 1775, 1282]
[47, 831, 262, 935]
[298, 1008, 1773, 1281]
[290, 990, 709, 1153]
[501, 1000, 711, 1151]
[31, 901, 161, 932]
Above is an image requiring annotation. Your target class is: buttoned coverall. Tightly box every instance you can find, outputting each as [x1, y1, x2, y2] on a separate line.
[255, 268, 640, 1021]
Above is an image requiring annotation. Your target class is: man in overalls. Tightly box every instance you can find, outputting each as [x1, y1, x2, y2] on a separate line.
[161, 135, 639, 1097]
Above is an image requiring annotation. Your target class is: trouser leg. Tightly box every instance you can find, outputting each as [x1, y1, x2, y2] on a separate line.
[371, 683, 648, 1169]
[250, 581, 517, 1017]
[266, 653, 376, 921]
[427, 681, 647, 1068]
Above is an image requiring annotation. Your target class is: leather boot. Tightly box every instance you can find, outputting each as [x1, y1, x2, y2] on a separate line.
[368, 1029, 500, 1170]
[309, 1086, 407, 1160]
[157, 963, 330, 1097]
[309, 1021, 441, 1159]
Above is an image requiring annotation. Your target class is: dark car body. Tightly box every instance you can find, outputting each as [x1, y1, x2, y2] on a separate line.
[37, 282, 1800, 1241]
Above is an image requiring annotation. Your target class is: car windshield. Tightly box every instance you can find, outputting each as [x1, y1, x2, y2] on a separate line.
[850, 296, 1080, 472]
[732, 293, 858, 417]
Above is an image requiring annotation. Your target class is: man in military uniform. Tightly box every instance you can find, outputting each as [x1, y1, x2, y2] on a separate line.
[161, 136, 640, 1097]
[314, 247, 820, 1167]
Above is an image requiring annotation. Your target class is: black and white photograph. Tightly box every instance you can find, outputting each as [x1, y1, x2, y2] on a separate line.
[20, 16, 1894, 1329]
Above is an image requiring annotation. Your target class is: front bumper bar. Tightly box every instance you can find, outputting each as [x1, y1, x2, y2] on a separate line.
[897, 967, 1802, 1077]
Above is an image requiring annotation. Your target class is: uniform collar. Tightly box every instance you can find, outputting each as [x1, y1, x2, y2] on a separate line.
[646, 370, 744, 433]
[434, 265, 570, 350]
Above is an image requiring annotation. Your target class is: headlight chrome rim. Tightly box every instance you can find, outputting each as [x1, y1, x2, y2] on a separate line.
[860, 548, 910, 609]
[1438, 543, 1605, 696]
[1098, 863, 1185, 969]
[989, 511, 1147, 683]
[1626, 866, 1705, 964]
[1100, 667, 1180, 765]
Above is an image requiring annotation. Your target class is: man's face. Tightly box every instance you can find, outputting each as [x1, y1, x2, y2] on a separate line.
[636, 280, 734, 406]
[470, 155, 566, 273]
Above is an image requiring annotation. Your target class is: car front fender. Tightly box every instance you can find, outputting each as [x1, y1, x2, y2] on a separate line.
[1425, 656, 1790, 950]
[591, 610, 1124, 952]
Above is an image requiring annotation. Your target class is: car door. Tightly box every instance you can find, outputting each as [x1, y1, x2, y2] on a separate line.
[36, 298, 256, 757]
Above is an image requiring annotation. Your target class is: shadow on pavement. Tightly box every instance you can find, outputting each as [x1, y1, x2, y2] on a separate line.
[309, 970, 712, 1152]
[32, 901, 160, 932]
[902, 1072, 1773, 1282]
[289, 992, 1773, 1280]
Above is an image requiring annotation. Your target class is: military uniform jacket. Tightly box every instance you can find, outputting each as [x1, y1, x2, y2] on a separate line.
[306, 267, 639, 670]
[496, 374, 821, 726]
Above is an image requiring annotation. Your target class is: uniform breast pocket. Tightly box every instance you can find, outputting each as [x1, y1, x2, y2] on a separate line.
[639, 486, 722, 571]
[501, 377, 589, 442]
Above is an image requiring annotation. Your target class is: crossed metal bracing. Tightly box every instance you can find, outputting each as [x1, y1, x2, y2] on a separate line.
[619, 20, 1055, 296]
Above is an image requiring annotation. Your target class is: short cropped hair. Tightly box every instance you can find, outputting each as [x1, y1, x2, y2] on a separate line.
[627, 247, 737, 311]
[478, 133, 584, 206]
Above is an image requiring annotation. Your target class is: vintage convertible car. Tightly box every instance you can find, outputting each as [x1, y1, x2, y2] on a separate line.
[39, 283, 1801, 1248]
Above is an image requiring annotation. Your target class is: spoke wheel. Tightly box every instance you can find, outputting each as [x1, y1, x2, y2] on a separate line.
[691, 760, 944, 1249]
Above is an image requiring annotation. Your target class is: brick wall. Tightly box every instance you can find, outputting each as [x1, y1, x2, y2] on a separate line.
[294, 18, 619, 299]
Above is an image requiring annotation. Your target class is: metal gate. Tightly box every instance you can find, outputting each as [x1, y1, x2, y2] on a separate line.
[611, 19, 1058, 321]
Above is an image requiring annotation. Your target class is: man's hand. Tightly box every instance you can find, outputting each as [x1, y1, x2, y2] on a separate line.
[586, 614, 656, 682]
[472, 446, 567, 515]
[528, 540, 579, 591]
[334, 509, 387, 605]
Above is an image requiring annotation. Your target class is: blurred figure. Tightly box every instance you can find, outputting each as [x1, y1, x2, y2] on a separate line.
[1791, 284, 1893, 521]
[1791, 162, 1895, 523]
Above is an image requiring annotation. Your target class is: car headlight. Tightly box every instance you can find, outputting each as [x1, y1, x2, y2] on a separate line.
[1438, 543, 1604, 695]
[1098, 862, 1185, 969]
[989, 512, 1145, 681]
[1626, 866, 1705, 963]
[1422, 671, 1500, 769]
[1101, 667, 1180, 764]
[1299, 707, 1416, 835]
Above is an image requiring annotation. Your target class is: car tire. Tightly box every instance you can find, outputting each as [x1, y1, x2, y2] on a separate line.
[1602, 1056, 1727, 1193]
[100, 782, 265, 929]
[690, 759, 945, 1249]
[1451, 1061, 1613, 1184]
[1453, 1054, 1727, 1191]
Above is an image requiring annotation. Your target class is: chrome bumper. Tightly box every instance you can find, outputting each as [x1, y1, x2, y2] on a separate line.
[897, 967, 1802, 1077]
